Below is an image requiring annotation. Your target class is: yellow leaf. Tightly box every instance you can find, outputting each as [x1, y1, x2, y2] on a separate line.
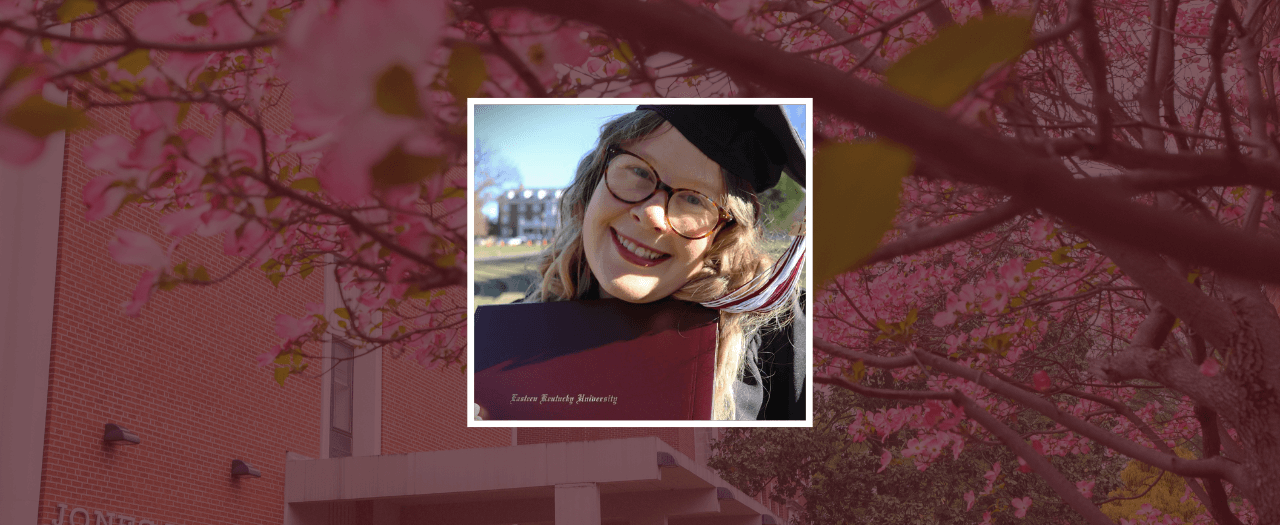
[886, 15, 1032, 108]
[613, 42, 635, 63]
[117, 49, 151, 76]
[436, 253, 457, 268]
[374, 64, 423, 118]
[846, 360, 867, 383]
[3, 95, 90, 137]
[289, 177, 321, 192]
[814, 142, 912, 287]
[273, 366, 290, 386]
[57, 0, 96, 23]
[447, 45, 487, 100]
[440, 186, 466, 200]
[4, 65, 36, 86]
[370, 145, 443, 188]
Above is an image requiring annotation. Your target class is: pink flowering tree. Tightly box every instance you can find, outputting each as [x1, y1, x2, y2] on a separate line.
[6, 0, 1280, 522]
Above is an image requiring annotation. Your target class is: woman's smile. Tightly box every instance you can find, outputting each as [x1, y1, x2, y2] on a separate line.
[611, 228, 672, 267]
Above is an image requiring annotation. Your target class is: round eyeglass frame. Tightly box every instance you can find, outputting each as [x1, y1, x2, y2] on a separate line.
[601, 144, 734, 240]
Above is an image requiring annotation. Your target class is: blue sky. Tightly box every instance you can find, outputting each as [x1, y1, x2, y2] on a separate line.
[474, 104, 807, 218]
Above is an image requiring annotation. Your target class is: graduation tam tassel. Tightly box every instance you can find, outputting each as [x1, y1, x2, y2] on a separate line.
[702, 204, 806, 313]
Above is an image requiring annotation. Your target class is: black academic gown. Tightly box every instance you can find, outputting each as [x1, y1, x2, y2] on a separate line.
[733, 293, 807, 420]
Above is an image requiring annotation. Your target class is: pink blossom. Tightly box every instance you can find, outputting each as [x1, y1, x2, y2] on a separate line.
[274, 314, 315, 340]
[311, 112, 416, 201]
[128, 86, 178, 133]
[256, 345, 284, 367]
[1076, 479, 1095, 499]
[133, 3, 203, 42]
[222, 123, 263, 170]
[208, 4, 257, 43]
[159, 52, 209, 87]
[223, 220, 272, 259]
[1028, 218, 1054, 242]
[83, 175, 128, 221]
[121, 269, 160, 317]
[305, 302, 326, 317]
[1011, 496, 1032, 518]
[196, 209, 242, 237]
[486, 10, 591, 84]
[979, 289, 1009, 315]
[279, 0, 446, 203]
[714, 0, 756, 19]
[1200, 356, 1221, 377]
[964, 490, 976, 511]
[0, 120, 46, 165]
[109, 230, 169, 270]
[933, 310, 957, 327]
[159, 204, 213, 238]
[981, 462, 1001, 494]
[877, 449, 892, 473]
[998, 258, 1028, 292]
[1032, 370, 1051, 392]
[82, 135, 133, 171]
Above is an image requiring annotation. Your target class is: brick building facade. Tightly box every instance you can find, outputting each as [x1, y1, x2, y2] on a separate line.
[496, 188, 562, 241]
[1, 92, 783, 525]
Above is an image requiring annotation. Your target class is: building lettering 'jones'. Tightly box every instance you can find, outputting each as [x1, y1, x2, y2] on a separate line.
[49, 503, 182, 525]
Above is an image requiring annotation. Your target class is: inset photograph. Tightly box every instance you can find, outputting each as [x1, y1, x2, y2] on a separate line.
[467, 100, 812, 424]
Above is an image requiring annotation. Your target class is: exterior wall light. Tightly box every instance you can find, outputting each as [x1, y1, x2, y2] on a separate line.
[103, 423, 141, 445]
[231, 459, 261, 478]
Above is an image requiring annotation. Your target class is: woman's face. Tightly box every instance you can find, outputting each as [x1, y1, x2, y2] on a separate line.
[582, 124, 726, 303]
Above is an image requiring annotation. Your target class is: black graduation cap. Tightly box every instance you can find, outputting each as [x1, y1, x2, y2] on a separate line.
[636, 105, 806, 194]
[636, 104, 808, 314]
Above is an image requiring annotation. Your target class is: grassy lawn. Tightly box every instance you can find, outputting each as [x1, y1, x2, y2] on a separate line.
[473, 243, 546, 259]
[474, 254, 540, 310]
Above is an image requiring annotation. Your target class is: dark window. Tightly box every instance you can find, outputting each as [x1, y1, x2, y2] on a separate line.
[329, 341, 354, 458]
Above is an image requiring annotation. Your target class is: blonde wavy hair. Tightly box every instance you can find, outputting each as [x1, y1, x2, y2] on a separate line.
[535, 110, 791, 420]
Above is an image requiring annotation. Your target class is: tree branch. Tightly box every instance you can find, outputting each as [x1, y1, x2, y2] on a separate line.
[473, 0, 1280, 286]
[910, 349, 1245, 482]
[949, 392, 1118, 525]
[0, 21, 279, 52]
[862, 201, 1026, 266]
[1088, 237, 1240, 350]
[814, 338, 916, 369]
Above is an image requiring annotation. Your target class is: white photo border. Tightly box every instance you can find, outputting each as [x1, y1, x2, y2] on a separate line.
[466, 98, 814, 428]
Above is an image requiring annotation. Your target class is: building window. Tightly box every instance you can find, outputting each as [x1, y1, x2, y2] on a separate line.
[329, 341, 354, 458]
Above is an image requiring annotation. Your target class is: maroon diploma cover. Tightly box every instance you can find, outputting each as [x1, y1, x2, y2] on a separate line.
[473, 299, 719, 420]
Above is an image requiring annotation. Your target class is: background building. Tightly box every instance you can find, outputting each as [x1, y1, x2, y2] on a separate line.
[2, 112, 784, 525]
[497, 188, 562, 241]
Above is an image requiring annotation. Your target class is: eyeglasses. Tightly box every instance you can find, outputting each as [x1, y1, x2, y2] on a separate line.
[602, 145, 733, 240]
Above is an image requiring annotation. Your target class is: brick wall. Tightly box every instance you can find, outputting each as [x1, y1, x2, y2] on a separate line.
[34, 14, 506, 525]
[36, 41, 331, 522]
[39, 111, 324, 525]
[382, 288, 510, 454]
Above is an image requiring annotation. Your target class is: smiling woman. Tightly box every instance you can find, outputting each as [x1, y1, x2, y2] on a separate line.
[474, 102, 810, 422]
[582, 127, 729, 303]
